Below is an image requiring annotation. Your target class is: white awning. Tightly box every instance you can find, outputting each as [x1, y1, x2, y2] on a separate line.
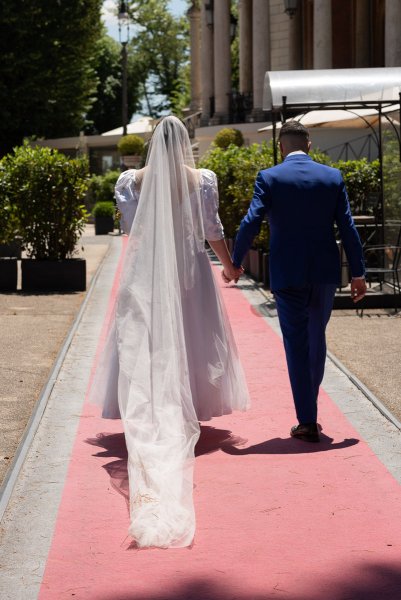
[263, 67, 401, 111]
[101, 116, 155, 136]
[258, 106, 400, 132]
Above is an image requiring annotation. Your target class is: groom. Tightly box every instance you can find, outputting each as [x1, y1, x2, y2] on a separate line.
[228, 121, 366, 442]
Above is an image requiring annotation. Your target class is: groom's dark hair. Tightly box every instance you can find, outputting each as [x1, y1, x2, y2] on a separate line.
[279, 121, 309, 141]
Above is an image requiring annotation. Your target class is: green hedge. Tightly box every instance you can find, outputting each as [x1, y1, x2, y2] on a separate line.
[117, 134, 145, 156]
[0, 142, 89, 259]
[92, 201, 115, 218]
[86, 170, 120, 210]
[0, 163, 20, 245]
[200, 141, 381, 251]
[213, 128, 244, 150]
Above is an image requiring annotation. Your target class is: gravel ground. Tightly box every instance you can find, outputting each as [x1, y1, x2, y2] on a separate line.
[0, 227, 111, 485]
[326, 308, 401, 423]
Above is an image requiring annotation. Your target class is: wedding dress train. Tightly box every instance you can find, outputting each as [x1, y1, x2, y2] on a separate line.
[89, 116, 250, 548]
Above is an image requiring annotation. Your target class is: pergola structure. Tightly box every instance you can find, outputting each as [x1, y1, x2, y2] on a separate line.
[263, 67, 401, 244]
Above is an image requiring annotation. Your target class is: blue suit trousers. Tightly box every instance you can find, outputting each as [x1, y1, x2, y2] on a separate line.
[274, 284, 337, 424]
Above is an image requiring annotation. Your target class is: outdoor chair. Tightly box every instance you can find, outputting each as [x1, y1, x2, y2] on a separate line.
[352, 192, 381, 247]
[363, 231, 401, 312]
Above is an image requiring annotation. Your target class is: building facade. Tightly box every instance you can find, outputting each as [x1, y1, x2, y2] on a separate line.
[188, 0, 401, 129]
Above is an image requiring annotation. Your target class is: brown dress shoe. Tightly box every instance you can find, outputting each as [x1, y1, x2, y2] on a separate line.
[290, 423, 320, 443]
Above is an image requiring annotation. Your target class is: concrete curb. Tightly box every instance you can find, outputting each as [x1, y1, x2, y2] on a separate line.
[327, 349, 401, 432]
[0, 246, 110, 523]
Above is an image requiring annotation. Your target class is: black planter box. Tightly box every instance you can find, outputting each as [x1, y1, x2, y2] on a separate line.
[95, 216, 114, 235]
[0, 258, 18, 291]
[21, 258, 86, 292]
[0, 239, 22, 259]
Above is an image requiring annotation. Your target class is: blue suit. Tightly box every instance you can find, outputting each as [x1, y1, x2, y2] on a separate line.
[233, 153, 365, 424]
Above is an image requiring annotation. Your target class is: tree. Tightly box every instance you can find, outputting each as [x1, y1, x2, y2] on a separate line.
[127, 0, 190, 117]
[0, 0, 103, 155]
[84, 34, 144, 134]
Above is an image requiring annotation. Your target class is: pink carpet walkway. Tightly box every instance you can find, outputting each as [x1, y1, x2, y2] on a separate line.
[39, 261, 401, 600]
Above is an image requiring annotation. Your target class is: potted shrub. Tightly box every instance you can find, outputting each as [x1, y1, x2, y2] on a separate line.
[2, 142, 89, 292]
[213, 128, 245, 150]
[92, 201, 115, 235]
[117, 134, 145, 169]
[0, 162, 20, 290]
[86, 170, 120, 218]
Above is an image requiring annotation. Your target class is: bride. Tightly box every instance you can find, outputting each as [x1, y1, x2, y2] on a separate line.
[89, 116, 250, 548]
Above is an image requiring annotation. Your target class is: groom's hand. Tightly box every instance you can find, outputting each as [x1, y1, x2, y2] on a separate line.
[222, 265, 244, 284]
[351, 277, 367, 303]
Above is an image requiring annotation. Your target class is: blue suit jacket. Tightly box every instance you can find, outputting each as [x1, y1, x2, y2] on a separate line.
[232, 154, 365, 291]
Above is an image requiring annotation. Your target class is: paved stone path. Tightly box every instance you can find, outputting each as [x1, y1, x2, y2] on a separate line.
[0, 237, 400, 600]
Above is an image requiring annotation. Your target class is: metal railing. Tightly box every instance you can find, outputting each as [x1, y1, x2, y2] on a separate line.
[182, 111, 202, 139]
[322, 133, 378, 161]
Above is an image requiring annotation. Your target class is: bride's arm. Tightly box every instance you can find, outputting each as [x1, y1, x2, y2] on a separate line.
[115, 169, 140, 234]
[199, 168, 243, 282]
[208, 239, 243, 282]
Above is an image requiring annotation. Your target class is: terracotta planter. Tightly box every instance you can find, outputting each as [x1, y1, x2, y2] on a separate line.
[21, 258, 86, 292]
[0, 258, 18, 291]
[122, 155, 142, 169]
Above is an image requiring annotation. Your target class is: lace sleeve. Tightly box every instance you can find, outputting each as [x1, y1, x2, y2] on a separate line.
[114, 169, 139, 234]
[200, 169, 225, 241]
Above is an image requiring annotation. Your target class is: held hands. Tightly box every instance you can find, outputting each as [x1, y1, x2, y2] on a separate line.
[221, 263, 244, 284]
[351, 277, 367, 303]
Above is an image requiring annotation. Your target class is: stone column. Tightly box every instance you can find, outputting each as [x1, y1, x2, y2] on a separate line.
[354, 0, 370, 67]
[200, 1, 214, 124]
[188, 2, 202, 111]
[385, 0, 401, 66]
[212, 0, 231, 123]
[289, 9, 303, 70]
[239, 0, 252, 94]
[252, 0, 270, 117]
[313, 0, 332, 69]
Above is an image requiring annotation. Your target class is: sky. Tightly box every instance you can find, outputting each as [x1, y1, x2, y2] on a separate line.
[102, 0, 187, 41]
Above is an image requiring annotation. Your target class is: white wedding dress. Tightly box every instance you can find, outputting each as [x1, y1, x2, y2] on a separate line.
[89, 117, 250, 548]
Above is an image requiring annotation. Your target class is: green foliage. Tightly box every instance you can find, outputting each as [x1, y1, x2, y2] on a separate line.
[309, 148, 333, 165]
[334, 158, 380, 214]
[117, 134, 145, 156]
[86, 170, 120, 213]
[214, 128, 245, 150]
[382, 131, 401, 220]
[1, 142, 89, 259]
[0, 0, 103, 155]
[85, 34, 143, 134]
[199, 141, 275, 248]
[92, 201, 115, 218]
[128, 0, 190, 116]
[230, 1, 239, 92]
[200, 141, 384, 251]
[0, 163, 20, 244]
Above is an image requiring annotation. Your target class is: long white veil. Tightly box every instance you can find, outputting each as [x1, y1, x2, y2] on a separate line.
[115, 116, 204, 547]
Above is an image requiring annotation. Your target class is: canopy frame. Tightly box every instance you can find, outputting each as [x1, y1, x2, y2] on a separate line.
[269, 93, 401, 243]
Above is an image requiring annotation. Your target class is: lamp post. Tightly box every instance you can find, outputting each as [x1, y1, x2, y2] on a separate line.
[118, 1, 130, 136]
[283, 0, 299, 18]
